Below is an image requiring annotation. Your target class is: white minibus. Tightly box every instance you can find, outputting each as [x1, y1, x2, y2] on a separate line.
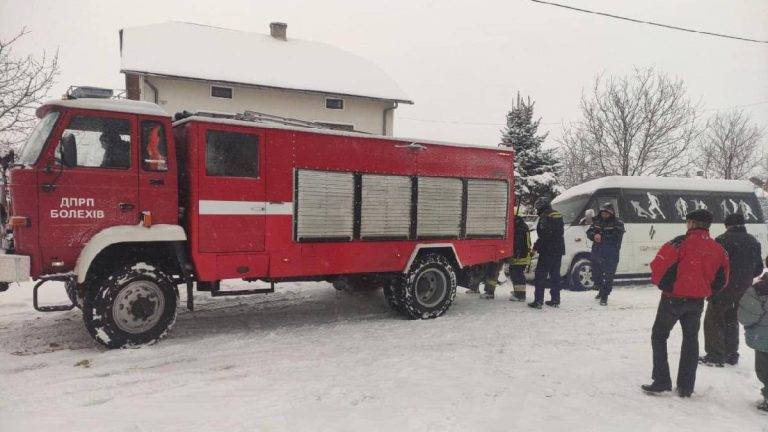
[535, 176, 768, 290]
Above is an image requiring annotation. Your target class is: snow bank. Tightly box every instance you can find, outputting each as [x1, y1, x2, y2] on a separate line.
[1, 280, 766, 431]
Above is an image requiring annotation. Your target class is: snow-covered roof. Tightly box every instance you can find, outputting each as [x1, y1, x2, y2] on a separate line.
[174, 115, 512, 152]
[120, 22, 413, 103]
[555, 176, 757, 203]
[37, 98, 168, 117]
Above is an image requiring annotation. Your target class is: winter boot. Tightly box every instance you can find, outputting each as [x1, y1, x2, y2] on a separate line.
[527, 301, 542, 309]
[510, 285, 526, 302]
[641, 382, 672, 395]
[544, 300, 560, 308]
[725, 353, 739, 366]
[677, 388, 693, 398]
[599, 296, 608, 306]
[698, 355, 724, 368]
[758, 398, 768, 412]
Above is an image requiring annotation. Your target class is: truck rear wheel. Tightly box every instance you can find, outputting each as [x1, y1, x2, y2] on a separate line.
[383, 277, 406, 314]
[401, 253, 457, 319]
[83, 262, 178, 349]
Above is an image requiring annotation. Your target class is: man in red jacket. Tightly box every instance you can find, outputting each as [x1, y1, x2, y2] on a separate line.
[641, 209, 730, 398]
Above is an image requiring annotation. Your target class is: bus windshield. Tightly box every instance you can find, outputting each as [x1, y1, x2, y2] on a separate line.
[552, 195, 590, 224]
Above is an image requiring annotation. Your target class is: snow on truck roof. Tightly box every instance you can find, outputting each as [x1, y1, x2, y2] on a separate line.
[38, 98, 168, 117]
[174, 115, 512, 152]
[554, 176, 757, 203]
[120, 22, 412, 103]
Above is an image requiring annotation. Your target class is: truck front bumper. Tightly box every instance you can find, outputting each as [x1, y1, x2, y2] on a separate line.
[0, 254, 30, 282]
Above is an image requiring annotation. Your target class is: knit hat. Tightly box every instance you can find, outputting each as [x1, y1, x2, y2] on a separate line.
[600, 203, 616, 215]
[685, 209, 713, 225]
[724, 213, 745, 227]
[534, 197, 551, 212]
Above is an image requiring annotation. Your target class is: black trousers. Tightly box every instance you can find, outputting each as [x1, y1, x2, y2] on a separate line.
[703, 296, 740, 362]
[593, 253, 619, 299]
[651, 296, 705, 392]
[534, 254, 562, 304]
[757, 350, 768, 399]
[510, 265, 526, 285]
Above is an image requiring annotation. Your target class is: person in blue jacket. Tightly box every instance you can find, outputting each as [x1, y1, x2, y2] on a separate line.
[738, 265, 768, 412]
[586, 203, 625, 306]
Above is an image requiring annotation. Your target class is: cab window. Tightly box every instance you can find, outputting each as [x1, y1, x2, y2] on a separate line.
[141, 121, 168, 171]
[57, 116, 131, 169]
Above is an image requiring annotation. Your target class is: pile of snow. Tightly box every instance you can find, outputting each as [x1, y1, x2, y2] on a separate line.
[1, 281, 766, 431]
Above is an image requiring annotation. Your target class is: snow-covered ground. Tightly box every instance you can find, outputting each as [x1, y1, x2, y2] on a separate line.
[1, 280, 766, 432]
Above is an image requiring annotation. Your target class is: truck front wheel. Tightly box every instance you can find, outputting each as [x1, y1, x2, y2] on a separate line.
[83, 262, 178, 348]
[402, 253, 457, 319]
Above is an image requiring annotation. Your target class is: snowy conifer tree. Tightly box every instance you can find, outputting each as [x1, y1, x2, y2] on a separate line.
[500, 93, 559, 212]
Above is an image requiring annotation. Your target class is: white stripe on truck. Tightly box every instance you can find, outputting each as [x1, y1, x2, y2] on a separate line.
[199, 200, 293, 215]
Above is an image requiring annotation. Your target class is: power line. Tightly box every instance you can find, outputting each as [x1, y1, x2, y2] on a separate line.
[529, 0, 768, 44]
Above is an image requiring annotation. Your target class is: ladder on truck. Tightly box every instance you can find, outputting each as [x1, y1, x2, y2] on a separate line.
[178, 109, 368, 134]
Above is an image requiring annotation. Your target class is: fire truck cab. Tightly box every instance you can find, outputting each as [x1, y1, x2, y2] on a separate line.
[2, 94, 514, 348]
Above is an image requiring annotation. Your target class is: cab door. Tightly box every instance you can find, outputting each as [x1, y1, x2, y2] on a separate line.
[197, 125, 266, 253]
[137, 117, 177, 224]
[36, 110, 139, 274]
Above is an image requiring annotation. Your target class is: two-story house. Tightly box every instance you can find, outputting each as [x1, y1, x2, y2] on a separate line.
[119, 21, 412, 135]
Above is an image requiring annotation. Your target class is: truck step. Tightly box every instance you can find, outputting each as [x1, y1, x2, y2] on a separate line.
[206, 281, 275, 297]
[33, 275, 76, 312]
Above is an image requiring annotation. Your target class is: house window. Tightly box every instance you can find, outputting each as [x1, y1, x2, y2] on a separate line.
[211, 85, 233, 99]
[325, 98, 344, 110]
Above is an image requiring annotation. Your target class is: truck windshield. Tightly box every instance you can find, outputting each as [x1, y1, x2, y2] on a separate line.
[17, 111, 60, 166]
[552, 195, 590, 225]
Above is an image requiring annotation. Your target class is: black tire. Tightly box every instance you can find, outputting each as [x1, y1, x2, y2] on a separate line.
[569, 257, 595, 291]
[383, 276, 406, 314]
[83, 262, 178, 349]
[401, 253, 457, 319]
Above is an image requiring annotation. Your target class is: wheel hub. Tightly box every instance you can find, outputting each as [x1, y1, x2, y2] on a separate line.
[414, 268, 447, 308]
[112, 281, 165, 334]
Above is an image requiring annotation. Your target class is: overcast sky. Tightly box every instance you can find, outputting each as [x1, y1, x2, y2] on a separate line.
[1, 0, 766, 147]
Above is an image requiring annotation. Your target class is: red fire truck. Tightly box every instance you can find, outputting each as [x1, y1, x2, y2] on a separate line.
[1, 90, 514, 348]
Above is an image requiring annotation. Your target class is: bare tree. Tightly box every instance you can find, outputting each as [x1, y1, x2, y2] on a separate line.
[698, 109, 764, 180]
[0, 27, 59, 153]
[559, 67, 701, 187]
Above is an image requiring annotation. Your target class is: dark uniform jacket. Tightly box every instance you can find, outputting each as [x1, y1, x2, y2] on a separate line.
[511, 215, 532, 266]
[586, 214, 625, 258]
[534, 206, 565, 256]
[715, 225, 763, 300]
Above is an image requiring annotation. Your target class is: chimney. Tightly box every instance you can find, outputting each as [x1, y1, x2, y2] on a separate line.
[270, 22, 287, 41]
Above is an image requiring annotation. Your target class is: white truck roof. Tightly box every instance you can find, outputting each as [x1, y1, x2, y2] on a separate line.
[37, 98, 168, 117]
[555, 176, 757, 203]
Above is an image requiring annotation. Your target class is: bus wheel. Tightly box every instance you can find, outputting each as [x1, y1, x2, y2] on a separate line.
[83, 262, 178, 349]
[569, 258, 595, 291]
[402, 254, 457, 319]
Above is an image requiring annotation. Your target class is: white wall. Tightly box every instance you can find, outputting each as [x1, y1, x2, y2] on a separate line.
[138, 75, 396, 135]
